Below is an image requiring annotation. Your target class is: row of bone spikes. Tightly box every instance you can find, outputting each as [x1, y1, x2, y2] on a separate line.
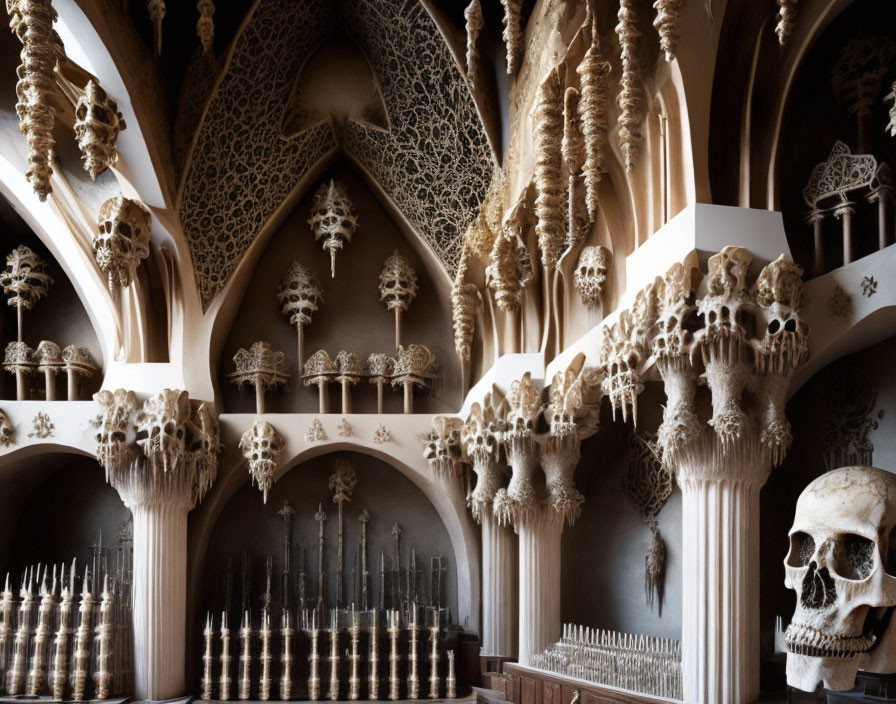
[560, 623, 680, 655]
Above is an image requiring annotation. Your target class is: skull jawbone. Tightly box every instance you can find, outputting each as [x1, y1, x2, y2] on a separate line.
[786, 652, 861, 692]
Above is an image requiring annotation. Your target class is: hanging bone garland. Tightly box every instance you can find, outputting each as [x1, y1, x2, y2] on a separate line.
[220, 612, 232, 701]
[95, 196, 152, 290]
[653, 0, 683, 62]
[240, 420, 284, 504]
[500, 0, 522, 74]
[230, 342, 291, 414]
[197, 0, 215, 53]
[278, 262, 324, 374]
[615, 0, 644, 173]
[463, 0, 483, 89]
[487, 194, 533, 314]
[75, 81, 126, 180]
[574, 246, 610, 308]
[775, 0, 798, 46]
[378, 251, 418, 349]
[147, 0, 165, 56]
[451, 249, 480, 362]
[534, 67, 566, 270]
[562, 87, 586, 250]
[577, 15, 611, 223]
[308, 180, 359, 278]
[1, 245, 52, 342]
[392, 345, 438, 414]
[6, 0, 65, 201]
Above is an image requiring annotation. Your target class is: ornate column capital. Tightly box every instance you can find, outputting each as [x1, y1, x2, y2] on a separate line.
[94, 388, 221, 510]
[461, 392, 506, 523]
[495, 373, 541, 528]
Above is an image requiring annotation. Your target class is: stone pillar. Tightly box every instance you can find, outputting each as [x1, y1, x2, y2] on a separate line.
[516, 511, 562, 666]
[676, 433, 769, 704]
[480, 512, 517, 658]
[94, 388, 219, 702]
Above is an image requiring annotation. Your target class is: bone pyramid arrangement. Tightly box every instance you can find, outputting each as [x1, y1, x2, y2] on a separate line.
[3, 0, 896, 703]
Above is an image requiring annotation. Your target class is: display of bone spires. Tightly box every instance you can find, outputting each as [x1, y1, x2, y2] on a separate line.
[308, 179, 359, 278]
[70, 570, 93, 701]
[278, 261, 324, 374]
[4, 341, 34, 401]
[0, 575, 13, 674]
[95, 195, 152, 290]
[230, 341, 291, 414]
[240, 419, 284, 504]
[201, 612, 214, 700]
[238, 610, 251, 701]
[577, 13, 611, 223]
[197, 0, 215, 53]
[279, 610, 294, 701]
[62, 345, 98, 400]
[347, 609, 360, 700]
[6, 573, 33, 695]
[335, 350, 364, 414]
[327, 610, 340, 701]
[653, 0, 683, 62]
[407, 605, 420, 699]
[392, 344, 438, 414]
[423, 416, 463, 480]
[307, 612, 320, 702]
[35, 340, 61, 400]
[368, 614, 379, 700]
[615, 0, 644, 173]
[6, 0, 66, 200]
[387, 610, 400, 701]
[782, 466, 896, 693]
[304, 350, 337, 414]
[50, 561, 75, 700]
[219, 611, 232, 701]
[534, 66, 565, 270]
[531, 624, 682, 699]
[775, 0, 798, 45]
[463, 0, 483, 89]
[446, 650, 456, 699]
[93, 575, 114, 699]
[366, 353, 394, 414]
[75, 81, 126, 180]
[500, 0, 521, 74]
[574, 246, 610, 307]
[427, 615, 440, 699]
[378, 251, 419, 349]
[259, 610, 272, 701]
[26, 571, 52, 695]
[1, 245, 52, 343]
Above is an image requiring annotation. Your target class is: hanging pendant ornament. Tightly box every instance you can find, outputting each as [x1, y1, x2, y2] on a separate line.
[464, 0, 483, 90]
[577, 14, 611, 223]
[775, 0, 798, 46]
[378, 251, 418, 350]
[0, 245, 53, 343]
[6, 0, 66, 201]
[534, 66, 565, 270]
[74, 81, 126, 180]
[308, 179, 359, 278]
[501, 0, 522, 75]
[147, 0, 165, 57]
[562, 87, 586, 251]
[278, 262, 324, 376]
[653, 0, 683, 62]
[95, 196, 152, 290]
[197, 0, 215, 54]
[240, 419, 284, 504]
[615, 0, 644, 173]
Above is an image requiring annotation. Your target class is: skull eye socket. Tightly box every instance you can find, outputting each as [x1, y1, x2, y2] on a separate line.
[787, 531, 815, 567]
[784, 319, 797, 333]
[768, 319, 781, 335]
[832, 533, 876, 581]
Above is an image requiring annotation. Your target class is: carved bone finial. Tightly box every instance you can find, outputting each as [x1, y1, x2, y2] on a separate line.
[279, 261, 324, 328]
[0, 245, 52, 310]
[615, 0, 644, 173]
[378, 251, 418, 312]
[308, 180, 359, 278]
[240, 419, 283, 504]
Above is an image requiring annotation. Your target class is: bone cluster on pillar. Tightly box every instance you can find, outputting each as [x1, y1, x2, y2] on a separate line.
[94, 196, 152, 290]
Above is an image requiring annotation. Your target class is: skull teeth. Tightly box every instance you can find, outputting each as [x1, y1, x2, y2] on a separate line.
[784, 622, 875, 658]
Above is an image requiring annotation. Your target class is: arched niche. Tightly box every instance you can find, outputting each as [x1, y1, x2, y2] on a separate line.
[775, 0, 896, 275]
[219, 161, 461, 414]
[561, 390, 682, 640]
[0, 194, 104, 400]
[760, 332, 896, 680]
[0, 450, 129, 574]
[195, 449, 461, 627]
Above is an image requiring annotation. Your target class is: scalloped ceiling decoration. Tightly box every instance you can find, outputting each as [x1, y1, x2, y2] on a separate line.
[178, 0, 494, 310]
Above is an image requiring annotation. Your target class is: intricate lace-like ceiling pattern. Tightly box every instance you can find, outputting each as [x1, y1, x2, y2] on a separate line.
[178, 0, 492, 309]
[178, 0, 339, 309]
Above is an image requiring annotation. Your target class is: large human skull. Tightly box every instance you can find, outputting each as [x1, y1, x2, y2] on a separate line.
[95, 196, 152, 289]
[378, 251, 419, 312]
[697, 245, 753, 350]
[240, 419, 283, 504]
[784, 466, 896, 692]
[278, 262, 323, 328]
[573, 246, 609, 307]
[135, 389, 192, 472]
[74, 80, 125, 180]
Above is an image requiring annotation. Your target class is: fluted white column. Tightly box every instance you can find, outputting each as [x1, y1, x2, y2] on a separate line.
[480, 513, 518, 658]
[131, 502, 189, 701]
[677, 434, 769, 704]
[517, 511, 562, 666]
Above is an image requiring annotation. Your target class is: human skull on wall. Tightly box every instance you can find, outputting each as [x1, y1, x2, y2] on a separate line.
[95, 196, 152, 289]
[784, 466, 896, 692]
[573, 245, 610, 307]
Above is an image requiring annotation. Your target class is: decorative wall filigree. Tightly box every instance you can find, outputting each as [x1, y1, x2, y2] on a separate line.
[178, 0, 338, 308]
[821, 372, 880, 471]
[342, 0, 494, 278]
